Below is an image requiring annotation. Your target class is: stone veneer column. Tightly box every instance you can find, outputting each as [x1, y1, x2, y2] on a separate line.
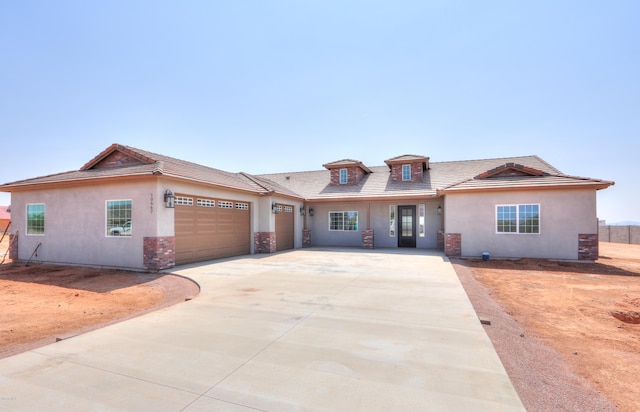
[143, 236, 175, 271]
[361, 230, 374, 249]
[445, 233, 461, 257]
[8, 233, 18, 260]
[578, 234, 599, 261]
[302, 229, 312, 248]
[254, 232, 277, 253]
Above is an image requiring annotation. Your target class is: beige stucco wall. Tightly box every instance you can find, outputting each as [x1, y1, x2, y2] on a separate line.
[444, 188, 598, 259]
[9, 177, 305, 269]
[306, 199, 443, 248]
[151, 180, 304, 250]
[11, 178, 162, 269]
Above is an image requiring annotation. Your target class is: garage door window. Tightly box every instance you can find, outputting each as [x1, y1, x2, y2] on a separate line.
[106, 200, 132, 237]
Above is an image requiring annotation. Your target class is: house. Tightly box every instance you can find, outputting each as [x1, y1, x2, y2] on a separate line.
[0, 205, 10, 233]
[0, 144, 613, 270]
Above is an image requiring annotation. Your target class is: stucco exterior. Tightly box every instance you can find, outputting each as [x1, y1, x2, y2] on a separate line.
[0, 144, 613, 268]
[305, 199, 443, 249]
[11, 178, 162, 268]
[9, 176, 305, 269]
[444, 188, 598, 259]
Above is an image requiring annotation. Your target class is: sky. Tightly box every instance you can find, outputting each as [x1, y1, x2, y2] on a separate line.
[1, 1, 638, 223]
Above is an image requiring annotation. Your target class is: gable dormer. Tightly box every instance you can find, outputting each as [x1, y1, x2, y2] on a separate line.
[80, 144, 157, 170]
[385, 154, 429, 183]
[476, 163, 548, 179]
[323, 159, 372, 186]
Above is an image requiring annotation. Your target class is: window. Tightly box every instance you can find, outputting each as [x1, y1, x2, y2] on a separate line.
[175, 196, 193, 206]
[402, 164, 411, 181]
[197, 199, 215, 207]
[419, 204, 425, 237]
[389, 205, 396, 237]
[218, 200, 233, 209]
[329, 211, 358, 231]
[106, 200, 132, 236]
[236, 202, 249, 210]
[496, 204, 540, 234]
[339, 168, 348, 184]
[26, 204, 45, 235]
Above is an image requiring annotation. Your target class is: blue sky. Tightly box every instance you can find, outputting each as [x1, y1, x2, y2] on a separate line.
[1, 1, 638, 222]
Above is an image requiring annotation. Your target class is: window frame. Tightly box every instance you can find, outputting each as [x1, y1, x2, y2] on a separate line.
[329, 211, 359, 231]
[26, 203, 46, 235]
[339, 168, 348, 184]
[389, 205, 396, 237]
[106, 199, 133, 237]
[401, 164, 411, 181]
[496, 204, 540, 234]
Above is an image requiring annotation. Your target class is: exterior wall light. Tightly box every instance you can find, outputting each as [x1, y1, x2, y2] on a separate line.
[272, 202, 279, 214]
[164, 189, 176, 208]
[308, 207, 314, 217]
[300, 206, 306, 216]
[437, 205, 442, 215]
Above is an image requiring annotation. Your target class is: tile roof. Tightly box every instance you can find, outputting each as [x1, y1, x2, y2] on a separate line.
[257, 155, 605, 200]
[0, 144, 278, 196]
[322, 159, 373, 173]
[0, 146, 613, 200]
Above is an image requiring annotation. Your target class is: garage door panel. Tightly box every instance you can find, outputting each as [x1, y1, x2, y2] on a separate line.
[175, 195, 251, 265]
[275, 204, 294, 251]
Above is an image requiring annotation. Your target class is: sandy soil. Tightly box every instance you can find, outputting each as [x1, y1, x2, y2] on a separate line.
[0, 237, 199, 359]
[2, 234, 639, 410]
[453, 242, 640, 412]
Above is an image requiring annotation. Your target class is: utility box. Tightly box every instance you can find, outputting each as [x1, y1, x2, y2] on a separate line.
[482, 252, 490, 261]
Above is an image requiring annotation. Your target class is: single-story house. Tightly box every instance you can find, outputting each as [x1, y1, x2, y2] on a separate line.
[0, 205, 10, 233]
[0, 144, 613, 270]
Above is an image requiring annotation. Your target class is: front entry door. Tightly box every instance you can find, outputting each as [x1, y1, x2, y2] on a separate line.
[398, 205, 416, 247]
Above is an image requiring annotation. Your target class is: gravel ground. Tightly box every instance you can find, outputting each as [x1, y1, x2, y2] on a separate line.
[454, 261, 618, 412]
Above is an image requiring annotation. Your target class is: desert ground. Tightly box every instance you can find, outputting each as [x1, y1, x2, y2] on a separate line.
[1, 234, 638, 410]
[0, 235, 199, 359]
[454, 242, 640, 412]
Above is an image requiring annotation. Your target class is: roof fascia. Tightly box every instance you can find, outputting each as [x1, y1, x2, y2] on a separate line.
[322, 161, 372, 174]
[437, 181, 614, 195]
[305, 194, 441, 203]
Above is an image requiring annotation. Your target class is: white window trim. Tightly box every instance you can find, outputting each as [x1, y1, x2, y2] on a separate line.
[328, 211, 359, 231]
[495, 204, 541, 235]
[389, 205, 396, 237]
[402, 164, 411, 181]
[339, 168, 348, 184]
[26, 203, 46, 236]
[105, 199, 133, 238]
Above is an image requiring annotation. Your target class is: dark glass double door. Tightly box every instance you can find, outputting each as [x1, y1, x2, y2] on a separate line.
[398, 205, 416, 248]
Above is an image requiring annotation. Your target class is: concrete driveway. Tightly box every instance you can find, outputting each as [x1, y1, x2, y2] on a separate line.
[0, 248, 524, 411]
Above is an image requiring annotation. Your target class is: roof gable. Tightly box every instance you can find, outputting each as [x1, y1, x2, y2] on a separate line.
[322, 159, 372, 174]
[81, 144, 157, 170]
[384, 154, 429, 170]
[476, 163, 548, 179]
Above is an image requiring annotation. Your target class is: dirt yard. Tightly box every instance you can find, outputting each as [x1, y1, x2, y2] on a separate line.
[2, 233, 639, 410]
[0, 236, 199, 359]
[453, 242, 640, 412]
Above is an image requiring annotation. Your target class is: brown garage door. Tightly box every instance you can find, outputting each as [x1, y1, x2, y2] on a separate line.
[275, 203, 294, 251]
[175, 195, 251, 264]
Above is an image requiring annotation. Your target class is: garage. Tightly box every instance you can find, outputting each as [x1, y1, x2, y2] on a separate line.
[275, 203, 294, 251]
[175, 195, 251, 264]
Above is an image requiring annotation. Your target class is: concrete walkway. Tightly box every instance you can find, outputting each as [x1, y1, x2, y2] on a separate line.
[0, 248, 524, 411]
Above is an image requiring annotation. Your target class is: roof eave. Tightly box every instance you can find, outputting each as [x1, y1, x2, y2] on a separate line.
[437, 181, 615, 195]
